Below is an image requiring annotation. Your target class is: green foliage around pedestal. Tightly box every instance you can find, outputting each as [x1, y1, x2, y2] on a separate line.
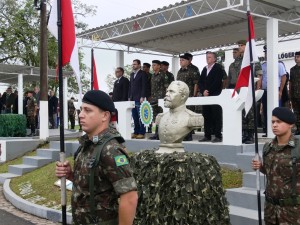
[0, 114, 26, 137]
[131, 150, 230, 225]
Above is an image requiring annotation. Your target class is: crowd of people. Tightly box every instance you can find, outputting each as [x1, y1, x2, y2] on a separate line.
[0, 86, 78, 136]
[110, 41, 300, 144]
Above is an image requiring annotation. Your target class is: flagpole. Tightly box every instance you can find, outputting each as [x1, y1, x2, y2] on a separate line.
[246, 1, 262, 224]
[91, 48, 94, 90]
[57, 0, 67, 224]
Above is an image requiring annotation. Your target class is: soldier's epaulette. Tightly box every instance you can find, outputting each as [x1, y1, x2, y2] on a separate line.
[156, 112, 165, 125]
[186, 110, 203, 127]
[262, 140, 272, 157]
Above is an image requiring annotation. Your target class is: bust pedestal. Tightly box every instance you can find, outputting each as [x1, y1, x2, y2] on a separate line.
[130, 150, 230, 225]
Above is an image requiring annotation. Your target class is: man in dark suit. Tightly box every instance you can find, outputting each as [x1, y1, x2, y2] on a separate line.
[48, 90, 58, 129]
[112, 67, 129, 102]
[198, 51, 226, 143]
[128, 59, 147, 139]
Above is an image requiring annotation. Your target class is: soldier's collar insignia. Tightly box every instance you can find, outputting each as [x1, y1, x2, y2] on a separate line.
[114, 155, 128, 167]
[288, 140, 295, 146]
[92, 136, 99, 144]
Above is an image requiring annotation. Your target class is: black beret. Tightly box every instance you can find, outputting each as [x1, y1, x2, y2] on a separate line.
[179, 54, 189, 60]
[272, 107, 296, 125]
[143, 63, 151, 68]
[237, 40, 247, 45]
[295, 51, 300, 56]
[152, 60, 161, 65]
[82, 90, 116, 113]
[184, 53, 193, 59]
[161, 61, 169, 66]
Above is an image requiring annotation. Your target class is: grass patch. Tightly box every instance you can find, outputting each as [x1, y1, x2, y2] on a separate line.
[221, 167, 243, 189]
[10, 156, 74, 211]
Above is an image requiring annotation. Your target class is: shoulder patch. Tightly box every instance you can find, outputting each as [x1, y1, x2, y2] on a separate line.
[114, 155, 129, 167]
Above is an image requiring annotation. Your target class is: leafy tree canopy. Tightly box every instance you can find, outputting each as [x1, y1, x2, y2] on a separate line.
[0, 0, 96, 96]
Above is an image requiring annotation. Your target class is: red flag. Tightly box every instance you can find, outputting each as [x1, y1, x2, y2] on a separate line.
[48, 0, 82, 101]
[232, 14, 258, 115]
[92, 56, 99, 90]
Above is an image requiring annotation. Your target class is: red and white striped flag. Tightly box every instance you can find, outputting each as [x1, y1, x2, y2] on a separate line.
[48, 0, 82, 102]
[232, 14, 258, 115]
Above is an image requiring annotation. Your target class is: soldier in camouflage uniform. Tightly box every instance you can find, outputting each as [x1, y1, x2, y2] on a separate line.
[290, 51, 300, 135]
[161, 61, 174, 85]
[177, 54, 200, 141]
[227, 48, 241, 88]
[142, 63, 152, 100]
[149, 60, 168, 140]
[56, 90, 138, 225]
[26, 91, 37, 136]
[237, 40, 262, 144]
[68, 97, 76, 130]
[252, 107, 300, 225]
[184, 53, 203, 115]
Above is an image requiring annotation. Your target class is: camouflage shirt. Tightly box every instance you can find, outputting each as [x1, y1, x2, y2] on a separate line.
[150, 71, 168, 104]
[290, 65, 300, 99]
[262, 135, 300, 224]
[165, 71, 175, 86]
[68, 100, 76, 116]
[72, 128, 137, 225]
[27, 96, 37, 116]
[177, 65, 200, 97]
[227, 57, 242, 87]
[229, 56, 262, 87]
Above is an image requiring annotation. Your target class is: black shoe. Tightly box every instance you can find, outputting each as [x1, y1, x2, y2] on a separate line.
[262, 134, 267, 137]
[198, 137, 211, 142]
[212, 137, 222, 143]
[149, 134, 159, 140]
[183, 136, 193, 141]
[244, 138, 254, 144]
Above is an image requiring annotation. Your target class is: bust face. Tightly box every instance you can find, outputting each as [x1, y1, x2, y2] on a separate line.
[164, 83, 184, 109]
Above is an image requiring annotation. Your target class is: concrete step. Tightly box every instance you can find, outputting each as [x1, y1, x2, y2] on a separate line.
[36, 148, 60, 161]
[0, 173, 20, 184]
[229, 205, 265, 225]
[241, 144, 264, 153]
[236, 152, 256, 172]
[226, 187, 265, 210]
[243, 171, 266, 189]
[8, 164, 37, 175]
[22, 156, 53, 167]
[49, 141, 79, 157]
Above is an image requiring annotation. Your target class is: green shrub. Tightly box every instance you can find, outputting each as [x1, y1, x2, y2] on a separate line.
[0, 114, 27, 137]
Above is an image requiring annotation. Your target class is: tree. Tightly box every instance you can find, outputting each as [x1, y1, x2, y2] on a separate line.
[105, 64, 132, 92]
[0, 0, 97, 95]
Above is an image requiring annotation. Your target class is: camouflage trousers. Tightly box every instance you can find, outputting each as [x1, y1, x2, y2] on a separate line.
[151, 104, 163, 123]
[69, 114, 75, 129]
[27, 115, 35, 133]
[242, 107, 254, 130]
[264, 202, 300, 225]
[291, 98, 300, 132]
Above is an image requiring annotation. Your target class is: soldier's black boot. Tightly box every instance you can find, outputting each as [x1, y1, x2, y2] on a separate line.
[183, 131, 193, 141]
[149, 126, 159, 140]
[244, 129, 254, 144]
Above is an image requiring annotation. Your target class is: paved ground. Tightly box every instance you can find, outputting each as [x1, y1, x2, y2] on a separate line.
[0, 182, 61, 225]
